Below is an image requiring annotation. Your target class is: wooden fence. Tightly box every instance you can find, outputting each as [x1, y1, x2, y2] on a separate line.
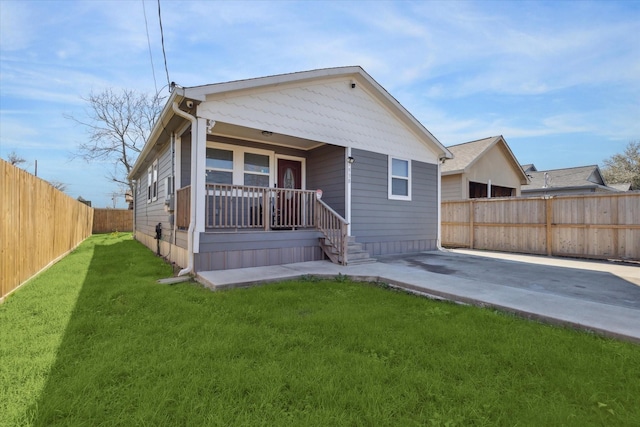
[442, 193, 640, 260]
[1, 160, 94, 300]
[92, 208, 133, 233]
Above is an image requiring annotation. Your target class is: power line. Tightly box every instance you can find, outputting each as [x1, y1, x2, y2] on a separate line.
[141, 0, 158, 95]
[157, 0, 171, 89]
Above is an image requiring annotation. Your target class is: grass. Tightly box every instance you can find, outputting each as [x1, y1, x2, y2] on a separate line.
[1, 233, 639, 426]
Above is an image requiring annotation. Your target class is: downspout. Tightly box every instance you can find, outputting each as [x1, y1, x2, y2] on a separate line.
[170, 133, 176, 245]
[437, 156, 444, 251]
[171, 101, 197, 276]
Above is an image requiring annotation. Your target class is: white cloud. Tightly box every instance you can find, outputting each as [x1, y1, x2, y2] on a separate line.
[0, 1, 33, 51]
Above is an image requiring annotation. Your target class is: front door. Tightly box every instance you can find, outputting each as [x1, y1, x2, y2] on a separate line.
[277, 159, 302, 191]
[275, 159, 302, 228]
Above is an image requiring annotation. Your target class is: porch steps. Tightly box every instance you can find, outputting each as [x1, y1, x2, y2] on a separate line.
[320, 236, 376, 266]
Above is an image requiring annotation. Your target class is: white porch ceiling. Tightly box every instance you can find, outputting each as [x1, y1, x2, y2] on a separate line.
[209, 122, 324, 151]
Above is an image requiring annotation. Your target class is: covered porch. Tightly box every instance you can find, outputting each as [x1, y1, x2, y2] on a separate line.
[176, 183, 348, 266]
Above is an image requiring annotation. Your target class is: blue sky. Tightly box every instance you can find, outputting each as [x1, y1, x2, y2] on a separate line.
[1, 0, 639, 208]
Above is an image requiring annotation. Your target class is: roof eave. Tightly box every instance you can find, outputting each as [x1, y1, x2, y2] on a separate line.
[128, 91, 183, 180]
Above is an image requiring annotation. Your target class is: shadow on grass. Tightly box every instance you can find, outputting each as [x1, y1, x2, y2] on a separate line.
[28, 235, 640, 426]
[31, 235, 175, 426]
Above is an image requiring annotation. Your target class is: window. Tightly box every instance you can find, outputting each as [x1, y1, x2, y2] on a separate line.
[152, 160, 158, 201]
[147, 166, 152, 202]
[205, 143, 273, 188]
[206, 148, 233, 184]
[244, 152, 270, 187]
[164, 176, 174, 198]
[388, 157, 411, 200]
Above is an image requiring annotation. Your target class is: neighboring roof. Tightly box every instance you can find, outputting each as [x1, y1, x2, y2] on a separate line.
[442, 136, 529, 183]
[608, 182, 632, 191]
[521, 164, 537, 172]
[522, 165, 616, 192]
[129, 66, 453, 179]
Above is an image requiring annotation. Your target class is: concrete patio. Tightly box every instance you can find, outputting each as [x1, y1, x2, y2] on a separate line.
[196, 249, 640, 343]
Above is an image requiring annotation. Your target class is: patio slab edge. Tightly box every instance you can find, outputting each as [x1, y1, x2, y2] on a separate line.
[195, 263, 640, 345]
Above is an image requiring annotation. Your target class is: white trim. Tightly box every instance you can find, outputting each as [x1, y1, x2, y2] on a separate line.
[388, 156, 412, 201]
[151, 159, 159, 202]
[147, 165, 152, 203]
[193, 117, 208, 253]
[346, 147, 352, 236]
[275, 154, 306, 190]
[206, 141, 275, 188]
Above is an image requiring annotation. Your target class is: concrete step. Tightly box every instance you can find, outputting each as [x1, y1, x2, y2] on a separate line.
[346, 257, 377, 265]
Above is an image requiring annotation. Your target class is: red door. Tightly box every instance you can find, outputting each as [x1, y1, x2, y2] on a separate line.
[275, 159, 302, 227]
[277, 159, 302, 190]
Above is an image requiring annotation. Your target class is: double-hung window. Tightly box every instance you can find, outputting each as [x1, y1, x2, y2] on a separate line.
[206, 148, 233, 184]
[206, 144, 272, 188]
[243, 153, 270, 187]
[147, 159, 159, 202]
[152, 160, 158, 201]
[388, 157, 411, 200]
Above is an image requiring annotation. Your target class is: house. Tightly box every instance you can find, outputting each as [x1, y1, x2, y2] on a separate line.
[441, 136, 529, 200]
[128, 66, 453, 274]
[521, 164, 621, 196]
[605, 183, 632, 192]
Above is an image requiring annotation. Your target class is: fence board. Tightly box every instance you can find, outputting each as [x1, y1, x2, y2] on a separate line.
[1, 160, 94, 300]
[442, 193, 640, 260]
[92, 209, 133, 233]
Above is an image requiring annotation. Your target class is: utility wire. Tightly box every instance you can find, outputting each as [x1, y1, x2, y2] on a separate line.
[141, 0, 158, 95]
[157, 0, 171, 89]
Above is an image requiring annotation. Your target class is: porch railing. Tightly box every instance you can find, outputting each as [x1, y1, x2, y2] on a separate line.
[205, 184, 318, 230]
[175, 184, 348, 265]
[315, 199, 348, 265]
[176, 186, 190, 229]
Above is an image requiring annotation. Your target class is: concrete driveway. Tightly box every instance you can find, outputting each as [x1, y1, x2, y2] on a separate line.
[378, 249, 640, 311]
[197, 249, 640, 343]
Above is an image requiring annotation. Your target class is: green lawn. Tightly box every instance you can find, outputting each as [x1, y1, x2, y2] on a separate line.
[1, 233, 639, 426]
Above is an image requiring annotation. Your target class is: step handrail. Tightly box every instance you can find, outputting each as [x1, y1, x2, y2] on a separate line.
[315, 198, 348, 265]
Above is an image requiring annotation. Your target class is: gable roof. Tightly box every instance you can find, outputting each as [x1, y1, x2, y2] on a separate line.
[608, 182, 632, 191]
[129, 66, 452, 180]
[522, 165, 615, 191]
[441, 135, 529, 183]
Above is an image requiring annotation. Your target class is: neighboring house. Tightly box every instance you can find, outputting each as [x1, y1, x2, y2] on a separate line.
[128, 66, 453, 274]
[521, 164, 620, 196]
[441, 136, 529, 200]
[608, 182, 632, 192]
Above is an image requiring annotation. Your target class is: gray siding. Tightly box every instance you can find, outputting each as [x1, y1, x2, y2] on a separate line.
[350, 149, 438, 255]
[134, 143, 174, 242]
[195, 230, 323, 270]
[180, 131, 191, 187]
[307, 144, 346, 217]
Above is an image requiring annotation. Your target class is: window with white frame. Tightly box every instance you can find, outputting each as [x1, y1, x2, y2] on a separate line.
[206, 143, 272, 187]
[206, 148, 233, 184]
[152, 159, 158, 201]
[388, 157, 411, 200]
[147, 165, 152, 202]
[243, 152, 270, 187]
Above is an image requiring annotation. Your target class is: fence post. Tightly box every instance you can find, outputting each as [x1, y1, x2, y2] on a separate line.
[546, 197, 553, 256]
[469, 200, 474, 249]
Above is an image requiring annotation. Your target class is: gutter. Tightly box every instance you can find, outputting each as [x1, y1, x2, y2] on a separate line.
[171, 101, 198, 276]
